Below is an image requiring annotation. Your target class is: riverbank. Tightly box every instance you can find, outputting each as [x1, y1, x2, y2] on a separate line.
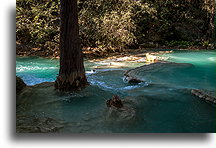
[16, 41, 214, 61]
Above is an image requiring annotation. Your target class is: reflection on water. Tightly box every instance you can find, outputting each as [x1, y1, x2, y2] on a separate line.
[16, 51, 216, 133]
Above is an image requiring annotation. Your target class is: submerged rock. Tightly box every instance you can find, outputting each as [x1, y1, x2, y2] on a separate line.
[107, 106, 136, 121]
[16, 116, 66, 133]
[125, 61, 193, 75]
[123, 75, 143, 84]
[16, 76, 26, 94]
[123, 61, 193, 84]
[17, 82, 55, 105]
[191, 89, 216, 106]
[106, 96, 136, 121]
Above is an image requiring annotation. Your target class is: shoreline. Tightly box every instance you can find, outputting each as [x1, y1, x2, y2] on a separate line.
[16, 43, 215, 61]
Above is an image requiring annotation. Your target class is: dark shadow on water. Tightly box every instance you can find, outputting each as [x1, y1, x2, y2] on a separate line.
[11, 8, 211, 142]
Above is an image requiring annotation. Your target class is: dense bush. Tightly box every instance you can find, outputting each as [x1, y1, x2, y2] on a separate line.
[78, 0, 145, 49]
[136, 0, 214, 46]
[16, 0, 215, 55]
[16, 0, 60, 45]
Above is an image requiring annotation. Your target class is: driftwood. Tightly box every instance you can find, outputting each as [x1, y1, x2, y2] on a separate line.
[191, 89, 216, 106]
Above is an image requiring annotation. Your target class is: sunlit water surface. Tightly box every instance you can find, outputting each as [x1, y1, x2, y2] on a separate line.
[16, 50, 216, 133]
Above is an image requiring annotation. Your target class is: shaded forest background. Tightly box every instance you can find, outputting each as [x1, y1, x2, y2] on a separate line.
[16, 0, 215, 58]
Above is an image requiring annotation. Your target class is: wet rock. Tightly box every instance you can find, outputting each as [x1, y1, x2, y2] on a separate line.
[16, 116, 66, 133]
[107, 106, 136, 121]
[106, 96, 137, 121]
[106, 98, 137, 121]
[125, 61, 193, 74]
[106, 95, 123, 108]
[146, 53, 158, 63]
[191, 89, 216, 106]
[16, 76, 26, 94]
[123, 75, 143, 84]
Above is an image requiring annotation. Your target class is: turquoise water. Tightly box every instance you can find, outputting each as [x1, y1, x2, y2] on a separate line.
[16, 56, 59, 85]
[16, 51, 216, 133]
[159, 51, 216, 90]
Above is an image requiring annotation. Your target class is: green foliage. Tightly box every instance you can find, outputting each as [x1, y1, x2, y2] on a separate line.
[136, 0, 212, 45]
[16, 0, 215, 54]
[201, 40, 214, 47]
[78, 0, 139, 49]
[16, 0, 60, 46]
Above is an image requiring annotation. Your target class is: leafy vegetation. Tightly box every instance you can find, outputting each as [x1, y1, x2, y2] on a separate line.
[16, 0, 215, 57]
[16, 0, 60, 56]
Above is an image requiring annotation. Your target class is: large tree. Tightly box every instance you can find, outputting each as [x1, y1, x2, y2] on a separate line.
[55, 0, 88, 91]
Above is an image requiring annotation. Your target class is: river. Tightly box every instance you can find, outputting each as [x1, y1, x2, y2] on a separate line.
[16, 50, 216, 133]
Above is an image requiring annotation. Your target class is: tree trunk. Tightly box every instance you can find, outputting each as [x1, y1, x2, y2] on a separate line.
[55, 0, 88, 91]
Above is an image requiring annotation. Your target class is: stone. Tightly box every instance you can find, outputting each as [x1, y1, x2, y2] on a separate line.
[16, 76, 26, 94]
[146, 53, 158, 63]
[123, 75, 143, 84]
[105, 98, 137, 121]
[106, 95, 123, 108]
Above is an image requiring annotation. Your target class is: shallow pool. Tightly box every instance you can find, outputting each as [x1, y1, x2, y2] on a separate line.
[16, 50, 216, 133]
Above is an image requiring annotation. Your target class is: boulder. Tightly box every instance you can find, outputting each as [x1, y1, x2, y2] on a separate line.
[106, 95, 123, 108]
[123, 75, 143, 84]
[16, 76, 26, 94]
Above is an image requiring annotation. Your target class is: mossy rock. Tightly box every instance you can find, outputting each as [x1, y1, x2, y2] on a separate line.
[16, 76, 26, 94]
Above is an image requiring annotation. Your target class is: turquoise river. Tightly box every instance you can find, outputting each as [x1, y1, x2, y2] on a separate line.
[16, 50, 216, 133]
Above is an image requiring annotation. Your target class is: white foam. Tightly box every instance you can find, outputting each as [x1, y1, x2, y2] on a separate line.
[208, 57, 216, 62]
[16, 66, 57, 72]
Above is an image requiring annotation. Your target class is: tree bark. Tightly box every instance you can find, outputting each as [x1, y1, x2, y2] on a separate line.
[55, 0, 88, 91]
